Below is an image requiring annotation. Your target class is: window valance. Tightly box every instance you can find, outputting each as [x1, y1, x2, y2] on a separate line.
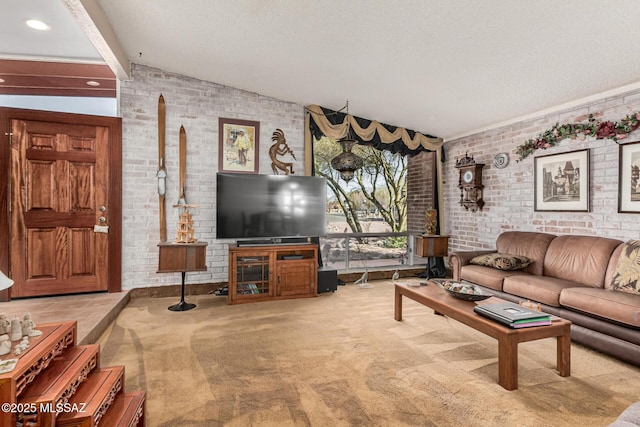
[305, 104, 443, 156]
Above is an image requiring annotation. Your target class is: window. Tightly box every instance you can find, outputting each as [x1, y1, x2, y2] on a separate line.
[313, 136, 412, 269]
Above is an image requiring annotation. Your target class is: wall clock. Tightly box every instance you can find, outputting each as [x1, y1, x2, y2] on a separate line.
[493, 152, 509, 169]
[455, 153, 485, 212]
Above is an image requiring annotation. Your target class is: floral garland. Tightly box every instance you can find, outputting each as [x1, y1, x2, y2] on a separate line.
[516, 112, 640, 161]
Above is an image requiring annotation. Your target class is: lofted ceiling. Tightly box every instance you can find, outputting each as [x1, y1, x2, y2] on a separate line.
[2, 0, 640, 140]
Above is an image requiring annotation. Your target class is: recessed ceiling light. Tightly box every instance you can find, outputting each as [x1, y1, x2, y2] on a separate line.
[25, 19, 51, 31]
[86, 81, 101, 87]
[0, 78, 5, 83]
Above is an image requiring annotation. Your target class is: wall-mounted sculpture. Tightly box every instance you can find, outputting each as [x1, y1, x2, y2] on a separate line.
[269, 129, 296, 175]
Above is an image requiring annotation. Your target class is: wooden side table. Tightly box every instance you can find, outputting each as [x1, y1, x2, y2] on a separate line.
[158, 242, 207, 311]
[415, 235, 449, 258]
[415, 235, 449, 279]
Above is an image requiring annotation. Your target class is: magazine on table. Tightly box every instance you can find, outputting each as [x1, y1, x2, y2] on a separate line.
[510, 319, 552, 328]
[474, 302, 551, 327]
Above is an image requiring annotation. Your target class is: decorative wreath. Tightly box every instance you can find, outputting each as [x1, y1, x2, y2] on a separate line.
[516, 112, 640, 162]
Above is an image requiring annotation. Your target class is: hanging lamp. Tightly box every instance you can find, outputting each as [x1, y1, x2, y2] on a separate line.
[330, 101, 364, 182]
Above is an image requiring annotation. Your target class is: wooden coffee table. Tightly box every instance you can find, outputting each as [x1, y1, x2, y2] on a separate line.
[394, 282, 571, 390]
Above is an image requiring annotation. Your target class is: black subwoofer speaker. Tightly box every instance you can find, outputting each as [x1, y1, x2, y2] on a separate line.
[317, 267, 338, 293]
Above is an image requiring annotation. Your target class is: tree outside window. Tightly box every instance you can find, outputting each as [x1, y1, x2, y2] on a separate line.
[313, 137, 408, 267]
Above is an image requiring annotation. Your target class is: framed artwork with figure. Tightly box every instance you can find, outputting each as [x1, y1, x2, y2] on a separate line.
[534, 148, 590, 212]
[218, 118, 260, 174]
[618, 141, 640, 213]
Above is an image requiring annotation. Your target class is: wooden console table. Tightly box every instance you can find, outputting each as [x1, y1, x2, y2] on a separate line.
[158, 242, 207, 311]
[0, 321, 145, 426]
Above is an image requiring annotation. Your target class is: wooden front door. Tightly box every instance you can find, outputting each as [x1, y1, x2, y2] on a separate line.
[1, 109, 121, 298]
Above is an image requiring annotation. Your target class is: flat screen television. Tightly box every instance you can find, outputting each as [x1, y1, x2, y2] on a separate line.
[216, 173, 327, 240]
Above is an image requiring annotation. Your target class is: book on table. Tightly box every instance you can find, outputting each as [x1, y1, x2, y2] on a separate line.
[474, 302, 551, 328]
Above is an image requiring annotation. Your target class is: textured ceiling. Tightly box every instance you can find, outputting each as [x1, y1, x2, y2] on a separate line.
[3, 0, 640, 140]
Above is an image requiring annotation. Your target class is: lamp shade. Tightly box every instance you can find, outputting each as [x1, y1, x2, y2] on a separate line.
[330, 138, 364, 183]
[0, 270, 14, 291]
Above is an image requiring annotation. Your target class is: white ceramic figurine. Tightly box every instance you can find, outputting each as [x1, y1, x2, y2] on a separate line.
[10, 315, 22, 341]
[22, 312, 42, 337]
[0, 313, 9, 335]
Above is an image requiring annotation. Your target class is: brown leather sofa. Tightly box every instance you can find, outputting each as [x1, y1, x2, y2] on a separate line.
[449, 231, 640, 367]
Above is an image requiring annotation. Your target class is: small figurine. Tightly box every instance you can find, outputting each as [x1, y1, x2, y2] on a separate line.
[22, 311, 42, 337]
[519, 300, 541, 312]
[0, 339, 10, 356]
[11, 337, 29, 356]
[425, 209, 438, 235]
[10, 315, 22, 341]
[0, 313, 9, 335]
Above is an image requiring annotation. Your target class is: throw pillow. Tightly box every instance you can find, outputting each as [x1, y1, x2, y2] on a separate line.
[611, 240, 640, 296]
[469, 253, 532, 271]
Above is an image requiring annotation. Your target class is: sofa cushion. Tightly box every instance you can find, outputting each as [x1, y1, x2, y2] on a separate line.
[605, 244, 625, 290]
[495, 231, 556, 276]
[560, 287, 640, 328]
[469, 253, 532, 270]
[544, 235, 623, 288]
[611, 240, 640, 296]
[503, 275, 588, 307]
[460, 265, 527, 291]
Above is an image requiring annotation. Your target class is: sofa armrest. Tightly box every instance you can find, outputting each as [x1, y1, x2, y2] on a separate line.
[449, 250, 495, 281]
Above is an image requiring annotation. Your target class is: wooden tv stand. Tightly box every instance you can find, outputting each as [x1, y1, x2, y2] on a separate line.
[227, 243, 318, 304]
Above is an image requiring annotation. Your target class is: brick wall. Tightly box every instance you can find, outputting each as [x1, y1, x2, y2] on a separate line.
[119, 64, 305, 290]
[442, 89, 640, 253]
[407, 151, 435, 233]
[119, 63, 640, 290]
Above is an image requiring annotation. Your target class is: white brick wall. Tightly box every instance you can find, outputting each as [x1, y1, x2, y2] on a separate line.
[119, 63, 640, 289]
[444, 89, 640, 252]
[120, 64, 305, 290]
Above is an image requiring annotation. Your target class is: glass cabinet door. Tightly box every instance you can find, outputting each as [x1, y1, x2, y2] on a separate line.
[235, 254, 271, 297]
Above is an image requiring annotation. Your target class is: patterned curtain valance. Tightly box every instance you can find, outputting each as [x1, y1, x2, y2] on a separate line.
[306, 104, 443, 156]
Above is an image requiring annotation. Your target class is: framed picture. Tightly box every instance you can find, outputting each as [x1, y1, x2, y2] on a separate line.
[618, 141, 640, 213]
[534, 148, 589, 212]
[218, 118, 260, 173]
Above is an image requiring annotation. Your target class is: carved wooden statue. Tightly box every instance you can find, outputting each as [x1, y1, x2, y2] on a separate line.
[425, 209, 437, 235]
[269, 129, 296, 175]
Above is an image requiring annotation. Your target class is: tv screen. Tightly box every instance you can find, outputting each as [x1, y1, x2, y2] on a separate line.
[216, 173, 327, 240]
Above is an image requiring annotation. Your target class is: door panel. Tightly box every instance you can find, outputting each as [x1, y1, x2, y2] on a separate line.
[70, 162, 94, 210]
[9, 117, 110, 297]
[277, 261, 315, 296]
[69, 228, 96, 276]
[26, 228, 56, 279]
[28, 160, 57, 210]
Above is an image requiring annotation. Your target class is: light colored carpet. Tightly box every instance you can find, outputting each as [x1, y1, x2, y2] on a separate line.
[97, 279, 640, 426]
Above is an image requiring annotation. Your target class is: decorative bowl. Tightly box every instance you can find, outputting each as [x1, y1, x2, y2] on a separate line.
[438, 280, 493, 301]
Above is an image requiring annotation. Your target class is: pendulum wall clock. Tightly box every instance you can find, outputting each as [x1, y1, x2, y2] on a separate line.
[455, 153, 485, 212]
